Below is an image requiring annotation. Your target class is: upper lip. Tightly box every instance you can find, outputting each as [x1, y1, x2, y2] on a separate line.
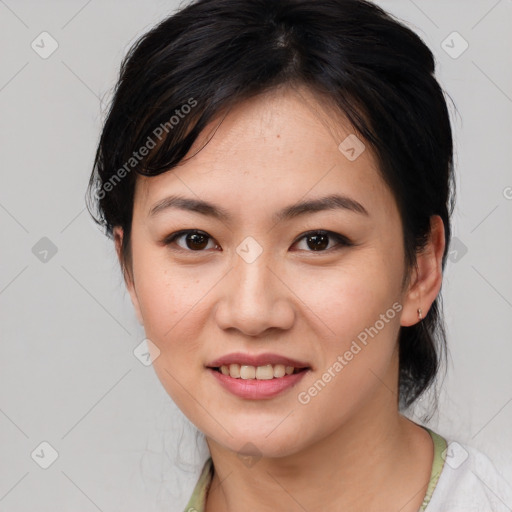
[207, 352, 311, 369]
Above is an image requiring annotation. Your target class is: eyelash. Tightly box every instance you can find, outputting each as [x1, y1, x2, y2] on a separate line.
[162, 229, 353, 253]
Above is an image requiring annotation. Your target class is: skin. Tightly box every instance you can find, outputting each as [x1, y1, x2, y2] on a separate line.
[114, 84, 445, 511]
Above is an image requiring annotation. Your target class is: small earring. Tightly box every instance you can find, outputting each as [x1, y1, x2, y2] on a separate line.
[417, 308, 423, 320]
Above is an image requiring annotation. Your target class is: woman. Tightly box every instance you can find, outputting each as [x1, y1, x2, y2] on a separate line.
[87, 0, 512, 510]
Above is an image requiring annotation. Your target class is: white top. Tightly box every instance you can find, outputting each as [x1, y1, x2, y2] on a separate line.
[426, 439, 512, 511]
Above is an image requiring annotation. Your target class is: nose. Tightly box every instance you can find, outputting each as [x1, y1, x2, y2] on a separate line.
[214, 252, 295, 337]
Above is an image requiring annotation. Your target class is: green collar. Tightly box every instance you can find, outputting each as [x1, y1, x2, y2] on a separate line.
[419, 426, 448, 511]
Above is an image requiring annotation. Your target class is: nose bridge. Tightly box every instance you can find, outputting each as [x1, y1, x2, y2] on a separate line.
[232, 248, 277, 314]
[235, 250, 273, 301]
[232, 234, 275, 299]
[215, 246, 294, 335]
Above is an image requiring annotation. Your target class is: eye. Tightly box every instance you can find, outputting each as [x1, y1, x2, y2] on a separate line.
[163, 230, 220, 251]
[292, 230, 352, 252]
[162, 229, 352, 253]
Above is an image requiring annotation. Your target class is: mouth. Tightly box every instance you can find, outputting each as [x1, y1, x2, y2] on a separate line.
[206, 352, 311, 381]
[206, 360, 311, 399]
[209, 363, 309, 380]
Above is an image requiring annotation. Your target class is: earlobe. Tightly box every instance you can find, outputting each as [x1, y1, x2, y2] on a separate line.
[400, 215, 445, 327]
[113, 226, 144, 326]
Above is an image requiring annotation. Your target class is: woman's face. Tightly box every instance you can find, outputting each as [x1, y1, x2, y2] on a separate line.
[119, 86, 419, 458]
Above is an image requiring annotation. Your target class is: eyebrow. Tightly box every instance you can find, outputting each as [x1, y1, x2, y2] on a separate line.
[148, 193, 369, 223]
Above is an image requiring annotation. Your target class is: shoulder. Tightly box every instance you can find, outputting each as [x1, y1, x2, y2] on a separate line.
[426, 438, 512, 512]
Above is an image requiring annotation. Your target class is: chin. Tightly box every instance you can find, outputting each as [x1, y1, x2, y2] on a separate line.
[207, 423, 310, 460]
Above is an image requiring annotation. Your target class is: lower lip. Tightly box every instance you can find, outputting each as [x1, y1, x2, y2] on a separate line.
[208, 368, 309, 399]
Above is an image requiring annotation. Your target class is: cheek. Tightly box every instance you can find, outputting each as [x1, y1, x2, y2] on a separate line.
[288, 251, 403, 396]
[132, 254, 213, 416]
[292, 249, 403, 339]
[131, 245, 207, 347]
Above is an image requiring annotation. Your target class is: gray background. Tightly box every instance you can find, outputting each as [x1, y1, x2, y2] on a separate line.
[1, 0, 511, 510]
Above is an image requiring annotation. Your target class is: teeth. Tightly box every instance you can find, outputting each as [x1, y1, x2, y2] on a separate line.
[255, 364, 274, 380]
[217, 363, 304, 380]
[273, 364, 286, 378]
[240, 365, 256, 379]
[229, 363, 240, 378]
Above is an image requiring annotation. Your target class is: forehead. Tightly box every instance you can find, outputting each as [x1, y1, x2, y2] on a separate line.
[133, 85, 396, 221]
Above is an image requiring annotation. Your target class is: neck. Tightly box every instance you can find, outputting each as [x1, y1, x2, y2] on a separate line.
[205, 395, 434, 512]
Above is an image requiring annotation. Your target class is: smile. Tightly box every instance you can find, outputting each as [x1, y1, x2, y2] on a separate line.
[208, 366, 310, 399]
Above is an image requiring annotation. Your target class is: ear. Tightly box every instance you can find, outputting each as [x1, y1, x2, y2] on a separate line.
[113, 226, 144, 326]
[400, 215, 445, 327]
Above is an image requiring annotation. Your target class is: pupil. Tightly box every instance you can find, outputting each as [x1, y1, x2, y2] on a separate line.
[308, 234, 328, 251]
[187, 232, 208, 250]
